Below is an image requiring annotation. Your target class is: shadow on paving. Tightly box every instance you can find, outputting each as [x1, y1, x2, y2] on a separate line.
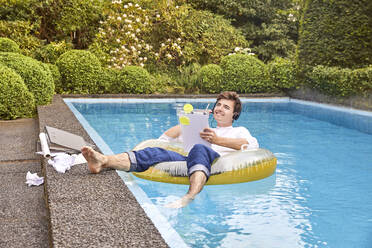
[0, 118, 49, 247]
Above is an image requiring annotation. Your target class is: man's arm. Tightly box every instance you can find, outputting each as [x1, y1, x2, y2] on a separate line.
[163, 125, 181, 138]
[200, 128, 248, 150]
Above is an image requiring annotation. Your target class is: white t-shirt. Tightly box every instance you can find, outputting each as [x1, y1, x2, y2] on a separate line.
[158, 126, 259, 156]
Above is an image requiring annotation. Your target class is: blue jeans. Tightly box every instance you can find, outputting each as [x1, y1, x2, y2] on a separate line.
[127, 144, 220, 179]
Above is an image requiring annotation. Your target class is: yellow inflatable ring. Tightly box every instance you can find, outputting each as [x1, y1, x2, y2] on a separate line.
[132, 139, 277, 185]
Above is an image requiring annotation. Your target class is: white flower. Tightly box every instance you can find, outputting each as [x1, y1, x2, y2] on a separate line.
[167, 38, 171, 42]
[123, 14, 127, 18]
[248, 52, 255, 56]
[166, 54, 172, 59]
[124, 5, 128, 8]
[136, 18, 140, 22]
[139, 57, 143, 61]
[128, 3, 133, 6]
[117, 17, 122, 21]
[161, 43, 165, 47]
[177, 38, 181, 42]
[156, 14, 160, 18]
[136, 28, 140, 33]
[128, 24, 132, 29]
[135, 4, 139, 7]
[131, 46, 136, 50]
[116, 38, 120, 42]
[143, 57, 147, 61]
[131, 33, 136, 38]
[234, 47, 240, 52]
[155, 53, 159, 57]
[176, 6, 179, 9]
[137, 44, 142, 48]
[140, 63, 144, 67]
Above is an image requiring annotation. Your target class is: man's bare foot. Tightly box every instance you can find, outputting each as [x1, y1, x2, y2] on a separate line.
[81, 146, 107, 173]
[165, 195, 194, 208]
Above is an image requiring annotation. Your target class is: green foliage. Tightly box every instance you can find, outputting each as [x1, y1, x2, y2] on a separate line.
[220, 54, 268, 93]
[175, 63, 201, 93]
[185, 0, 300, 62]
[0, 37, 20, 53]
[0, 52, 54, 105]
[111, 66, 153, 94]
[0, 20, 42, 55]
[46, 63, 62, 93]
[0, 0, 41, 21]
[267, 57, 297, 91]
[151, 4, 248, 67]
[0, 64, 35, 119]
[305, 65, 372, 97]
[197, 64, 223, 93]
[56, 49, 102, 94]
[150, 73, 179, 94]
[38, 0, 104, 48]
[297, 0, 372, 68]
[33, 41, 73, 64]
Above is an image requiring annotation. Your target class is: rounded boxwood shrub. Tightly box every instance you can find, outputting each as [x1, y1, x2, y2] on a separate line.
[268, 57, 298, 92]
[56, 50, 102, 94]
[220, 54, 268, 93]
[0, 52, 54, 105]
[0, 64, 35, 120]
[197, 64, 223, 93]
[111, 66, 153, 94]
[45, 63, 62, 93]
[0, 38, 20, 53]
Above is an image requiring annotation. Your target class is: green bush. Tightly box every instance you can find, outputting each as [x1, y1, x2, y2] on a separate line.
[111, 66, 153, 94]
[0, 20, 42, 55]
[297, 0, 372, 68]
[0, 38, 20, 53]
[306, 65, 372, 97]
[0, 52, 54, 105]
[0, 64, 35, 120]
[220, 54, 268, 93]
[56, 50, 102, 94]
[46, 63, 62, 93]
[268, 57, 298, 91]
[197, 64, 223, 93]
[33, 41, 73, 64]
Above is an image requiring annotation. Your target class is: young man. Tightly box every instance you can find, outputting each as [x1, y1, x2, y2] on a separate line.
[81, 91, 259, 208]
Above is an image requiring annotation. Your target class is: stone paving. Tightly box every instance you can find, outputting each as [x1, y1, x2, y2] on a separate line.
[0, 118, 49, 247]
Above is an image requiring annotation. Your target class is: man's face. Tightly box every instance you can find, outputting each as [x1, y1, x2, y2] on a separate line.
[213, 99, 235, 126]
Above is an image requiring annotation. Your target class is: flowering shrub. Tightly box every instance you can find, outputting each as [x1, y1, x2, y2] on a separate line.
[90, 1, 154, 69]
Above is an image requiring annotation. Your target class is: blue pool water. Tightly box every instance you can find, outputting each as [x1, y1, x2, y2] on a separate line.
[67, 99, 372, 248]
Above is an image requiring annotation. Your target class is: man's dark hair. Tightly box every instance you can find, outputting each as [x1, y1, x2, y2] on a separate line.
[216, 91, 242, 120]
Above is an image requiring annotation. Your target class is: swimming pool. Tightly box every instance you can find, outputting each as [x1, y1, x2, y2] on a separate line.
[65, 98, 372, 248]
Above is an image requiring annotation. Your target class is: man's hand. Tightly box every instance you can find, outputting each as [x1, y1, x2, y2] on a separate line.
[200, 128, 218, 144]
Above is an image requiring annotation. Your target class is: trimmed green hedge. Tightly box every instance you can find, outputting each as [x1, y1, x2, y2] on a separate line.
[268, 57, 298, 91]
[220, 54, 268, 93]
[0, 52, 54, 105]
[0, 64, 35, 119]
[56, 50, 102, 94]
[305, 65, 372, 97]
[197, 64, 223, 93]
[0, 38, 20, 53]
[111, 66, 153, 94]
[297, 0, 372, 68]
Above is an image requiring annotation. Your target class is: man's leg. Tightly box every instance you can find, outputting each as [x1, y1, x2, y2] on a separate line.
[81, 146, 186, 174]
[167, 144, 219, 208]
[81, 146, 131, 173]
